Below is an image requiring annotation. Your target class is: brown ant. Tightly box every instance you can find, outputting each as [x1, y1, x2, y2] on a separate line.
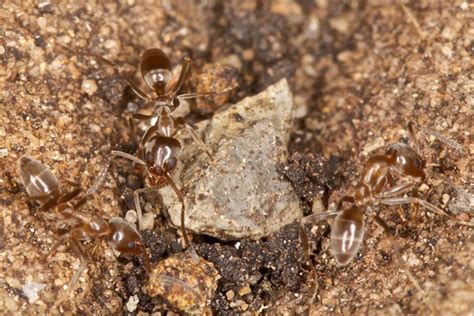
[76, 46, 233, 155]
[104, 103, 200, 258]
[18, 156, 151, 290]
[88, 48, 231, 259]
[300, 122, 472, 287]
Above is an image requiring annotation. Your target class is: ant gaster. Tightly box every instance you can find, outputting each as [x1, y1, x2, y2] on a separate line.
[301, 122, 473, 272]
[19, 156, 151, 289]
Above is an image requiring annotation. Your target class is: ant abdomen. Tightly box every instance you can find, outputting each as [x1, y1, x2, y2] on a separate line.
[140, 48, 173, 93]
[330, 207, 365, 266]
[19, 156, 60, 198]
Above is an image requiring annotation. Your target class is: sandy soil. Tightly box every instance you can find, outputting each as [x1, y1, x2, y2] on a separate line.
[0, 1, 472, 315]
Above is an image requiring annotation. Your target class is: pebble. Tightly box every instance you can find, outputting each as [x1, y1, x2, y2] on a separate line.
[22, 279, 46, 303]
[81, 79, 98, 96]
[125, 210, 137, 224]
[147, 252, 220, 314]
[161, 79, 302, 240]
[126, 295, 139, 312]
[141, 213, 155, 230]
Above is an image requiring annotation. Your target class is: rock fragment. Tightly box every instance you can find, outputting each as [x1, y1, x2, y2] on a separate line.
[162, 79, 302, 240]
[146, 252, 220, 314]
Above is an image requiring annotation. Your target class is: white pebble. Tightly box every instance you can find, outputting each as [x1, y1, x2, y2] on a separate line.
[81, 79, 98, 96]
[125, 210, 137, 224]
[141, 212, 155, 230]
[22, 279, 47, 303]
[126, 295, 139, 312]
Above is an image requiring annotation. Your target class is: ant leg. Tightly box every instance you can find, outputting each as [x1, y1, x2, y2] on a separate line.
[336, 196, 355, 211]
[132, 112, 154, 121]
[379, 181, 415, 199]
[381, 197, 474, 226]
[38, 197, 60, 213]
[60, 46, 153, 101]
[163, 172, 199, 261]
[300, 210, 340, 259]
[73, 157, 112, 209]
[383, 176, 413, 221]
[68, 238, 88, 289]
[64, 180, 81, 187]
[408, 121, 422, 154]
[44, 234, 70, 260]
[167, 56, 191, 95]
[184, 123, 212, 159]
[57, 187, 82, 204]
[372, 215, 423, 292]
[133, 187, 161, 231]
[177, 85, 236, 101]
[111, 150, 147, 166]
[300, 210, 340, 226]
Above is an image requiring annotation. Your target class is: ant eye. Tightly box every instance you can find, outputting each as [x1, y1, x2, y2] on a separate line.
[414, 158, 422, 169]
[165, 157, 177, 171]
[128, 241, 137, 250]
[145, 151, 154, 164]
[173, 98, 180, 107]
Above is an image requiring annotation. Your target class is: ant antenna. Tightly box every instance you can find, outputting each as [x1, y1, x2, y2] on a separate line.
[409, 121, 467, 155]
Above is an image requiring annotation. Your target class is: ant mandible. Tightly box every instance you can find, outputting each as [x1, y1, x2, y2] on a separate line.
[18, 156, 151, 290]
[300, 122, 473, 275]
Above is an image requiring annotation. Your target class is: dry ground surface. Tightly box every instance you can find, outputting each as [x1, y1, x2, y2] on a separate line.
[0, 0, 473, 315]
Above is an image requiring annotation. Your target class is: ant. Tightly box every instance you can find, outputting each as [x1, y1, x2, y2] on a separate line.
[91, 48, 232, 258]
[300, 122, 473, 288]
[76, 46, 233, 156]
[18, 156, 151, 290]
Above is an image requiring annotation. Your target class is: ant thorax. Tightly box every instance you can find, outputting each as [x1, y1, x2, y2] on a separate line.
[151, 98, 174, 117]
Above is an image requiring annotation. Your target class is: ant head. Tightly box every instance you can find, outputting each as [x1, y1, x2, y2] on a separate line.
[144, 135, 181, 172]
[140, 48, 172, 95]
[385, 143, 426, 179]
[107, 217, 143, 256]
[83, 217, 111, 237]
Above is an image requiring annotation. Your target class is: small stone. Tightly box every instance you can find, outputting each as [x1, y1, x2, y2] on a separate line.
[0, 148, 8, 158]
[81, 79, 98, 96]
[449, 186, 474, 214]
[239, 284, 251, 296]
[141, 212, 155, 230]
[126, 295, 139, 312]
[407, 254, 421, 267]
[162, 79, 302, 240]
[226, 290, 235, 301]
[312, 196, 325, 214]
[37, 1, 54, 14]
[147, 252, 220, 314]
[441, 194, 450, 207]
[22, 278, 47, 303]
[125, 210, 137, 224]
